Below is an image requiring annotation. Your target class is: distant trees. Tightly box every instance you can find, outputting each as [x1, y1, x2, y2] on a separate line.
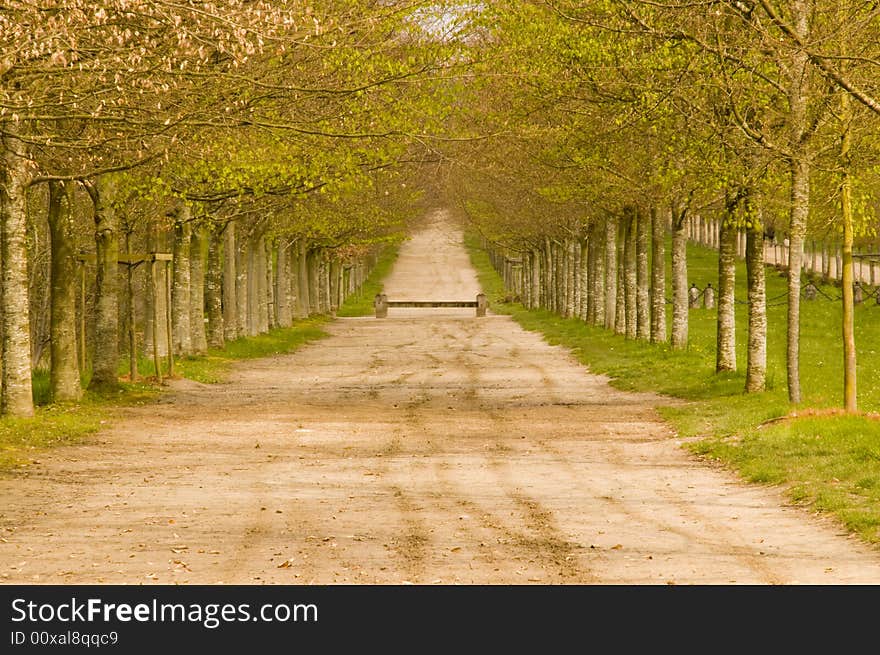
[443, 0, 880, 412]
[0, 1, 459, 417]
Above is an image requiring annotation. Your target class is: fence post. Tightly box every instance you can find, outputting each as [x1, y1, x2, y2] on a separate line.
[703, 283, 715, 309]
[374, 293, 388, 318]
[476, 293, 487, 317]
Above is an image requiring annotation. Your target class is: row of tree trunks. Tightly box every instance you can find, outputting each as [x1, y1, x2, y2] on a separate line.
[490, 210, 665, 343]
[0, 170, 383, 416]
[485, 203, 769, 396]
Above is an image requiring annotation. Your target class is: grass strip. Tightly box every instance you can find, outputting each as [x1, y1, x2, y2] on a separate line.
[336, 244, 401, 317]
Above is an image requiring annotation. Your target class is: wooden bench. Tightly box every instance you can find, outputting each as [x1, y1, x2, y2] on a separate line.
[374, 294, 487, 317]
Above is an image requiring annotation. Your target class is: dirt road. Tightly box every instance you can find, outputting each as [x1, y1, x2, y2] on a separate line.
[2, 209, 880, 585]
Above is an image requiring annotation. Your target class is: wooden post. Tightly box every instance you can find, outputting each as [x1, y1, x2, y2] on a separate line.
[476, 293, 487, 317]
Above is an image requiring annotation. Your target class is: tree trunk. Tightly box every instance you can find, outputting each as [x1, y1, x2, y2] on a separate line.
[624, 208, 637, 339]
[670, 207, 689, 350]
[262, 236, 273, 331]
[275, 240, 292, 327]
[591, 224, 605, 326]
[320, 255, 331, 313]
[288, 242, 304, 319]
[0, 134, 35, 415]
[584, 232, 594, 324]
[716, 209, 737, 372]
[234, 230, 248, 338]
[604, 216, 617, 331]
[785, 0, 810, 405]
[47, 181, 82, 402]
[307, 248, 320, 315]
[650, 207, 667, 343]
[297, 241, 311, 317]
[246, 236, 259, 336]
[636, 207, 650, 340]
[87, 175, 120, 390]
[543, 238, 554, 312]
[222, 222, 238, 342]
[205, 224, 225, 350]
[171, 208, 192, 356]
[745, 195, 767, 393]
[615, 220, 626, 336]
[565, 239, 576, 318]
[189, 224, 208, 355]
[329, 258, 341, 316]
[840, 91, 857, 412]
[144, 223, 169, 359]
[579, 238, 590, 322]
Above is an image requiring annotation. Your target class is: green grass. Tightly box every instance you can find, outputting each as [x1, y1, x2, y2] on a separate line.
[465, 232, 880, 546]
[336, 244, 400, 317]
[0, 405, 107, 471]
[173, 317, 329, 383]
[0, 381, 158, 471]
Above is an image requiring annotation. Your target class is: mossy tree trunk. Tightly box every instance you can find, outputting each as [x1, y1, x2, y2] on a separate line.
[744, 192, 767, 393]
[297, 241, 310, 317]
[604, 216, 617, 332]
[235, 229, 248, 338]
[624, 207, 637, 339]
[47, 181, 82, 401]
[650, 207, 667, 344]
[205, 223, 225, 350]
[716, 202, 737, 372]
[171, 207, 192, 356]
[85, 174, 120, 390]
[670, 205, 689, 350]
[636, 206, 650, 340]
[189, 223, 208, 355]
[222, 222, 238, 342]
